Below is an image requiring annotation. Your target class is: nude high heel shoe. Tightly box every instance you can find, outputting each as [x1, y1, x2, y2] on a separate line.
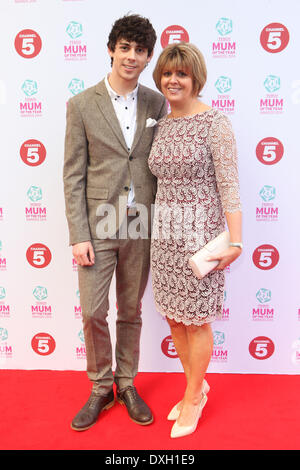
[167, 379, 210, 421]
[170, 393, 208, 439]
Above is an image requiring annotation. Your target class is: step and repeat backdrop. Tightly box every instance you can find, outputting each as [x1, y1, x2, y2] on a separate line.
[1, 0, 300, 374]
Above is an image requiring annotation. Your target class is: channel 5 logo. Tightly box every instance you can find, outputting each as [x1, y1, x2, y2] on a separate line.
[252, 244, 279, 270]
[15, 29, 42, 58]
[161, 335, 178, 358]
[260, 23, 289, 53]
[160, 25, 189, 48]
[31, 333, 56, 356]
[26, 243, 52, 268]
[249, 336, 275, 360]
[20, 139, 46, 167]
[256, 137, 283, 165]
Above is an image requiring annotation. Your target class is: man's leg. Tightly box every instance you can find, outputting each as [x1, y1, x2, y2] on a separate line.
[71, 241, 119, 431]
[78, 241, 118, 394]
[114, 235, 151, 390]
[113, 222, 153, 425]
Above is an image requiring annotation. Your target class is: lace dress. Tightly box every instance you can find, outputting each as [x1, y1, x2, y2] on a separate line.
[148, 109, 241, 326]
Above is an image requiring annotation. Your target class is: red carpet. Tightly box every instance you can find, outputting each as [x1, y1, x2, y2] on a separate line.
[0, 370, 299, 450]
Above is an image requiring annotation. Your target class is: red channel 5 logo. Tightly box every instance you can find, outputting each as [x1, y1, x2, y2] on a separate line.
[249, 336, 275, 360]
[31, 333, 56, 356]
[252, 244, 279, 270]
[26, 243, 52, 268]
[260, 23, 289, 53]
[15, 29, 42, 58]
[161, 335, 178, 358]
[20, 139, 46, 167]
[160, 25, 189, 48]
[256, 137, 283, 165]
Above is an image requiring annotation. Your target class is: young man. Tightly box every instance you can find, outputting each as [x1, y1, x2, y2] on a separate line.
[63, 14, 167, 431]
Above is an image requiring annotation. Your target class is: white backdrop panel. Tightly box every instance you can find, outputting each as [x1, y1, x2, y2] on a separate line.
[0, 0, 300, 374]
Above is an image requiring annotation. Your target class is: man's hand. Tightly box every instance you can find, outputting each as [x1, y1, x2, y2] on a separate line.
[72, 241, 95, 266]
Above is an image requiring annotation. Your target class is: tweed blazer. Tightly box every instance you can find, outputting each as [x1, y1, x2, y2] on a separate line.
[63, 79, 167, 245]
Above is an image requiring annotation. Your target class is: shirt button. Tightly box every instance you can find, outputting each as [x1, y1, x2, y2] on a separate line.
[124, 186, 129, 191]
[129, 156, 133, 161]
[126, 126, 129, 130]
[125, 107, 128, 110]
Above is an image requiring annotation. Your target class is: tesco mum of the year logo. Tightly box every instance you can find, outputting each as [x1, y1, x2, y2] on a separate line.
[32, 286, 52, 319]
[0, 327, 12, 359]
[256, 185, 278, 222]
[212, 18, 236, 58]
[64, 21, 87, 61]
[260, 75, 284, 114]
[19, 80, 42, 117]
[15, 29, 42, 58]
[25, 186, 47, 222]
[0, 287, 10, 319]
[253, 288, 275, 321]
[212, 75, 235, 114]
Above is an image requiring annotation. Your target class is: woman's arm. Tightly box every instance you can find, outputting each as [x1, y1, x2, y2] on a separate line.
[207, 210, 242, 269]
[207, 113, 243, 269]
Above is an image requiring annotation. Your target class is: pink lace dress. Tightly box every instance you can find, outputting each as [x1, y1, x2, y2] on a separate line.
[148, 109, 241, 326]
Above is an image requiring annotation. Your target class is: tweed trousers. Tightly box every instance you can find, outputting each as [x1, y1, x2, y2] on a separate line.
[77, 215, 151, 394]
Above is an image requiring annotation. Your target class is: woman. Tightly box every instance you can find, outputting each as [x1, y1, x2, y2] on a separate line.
[148, 42, 242, 438]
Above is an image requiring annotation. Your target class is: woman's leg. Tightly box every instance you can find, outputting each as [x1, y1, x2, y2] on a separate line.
[177, 322, 214, 426]
[167, 318, 190, 382]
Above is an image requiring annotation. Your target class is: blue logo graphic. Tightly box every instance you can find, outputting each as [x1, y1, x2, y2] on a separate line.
[33, 286, 48, 301]
[216, 18, 233, 36]
[78, 329, 85, 343]
[66, 21, 83, 39]
[27, 186, 43, 203]
[22, 80, 38, 97]
[264, 75, 280, 93]
[259, 185, 276, 202]
[0, 327, 8, 342]
[68, 79, 84, 96]
[0, 287, 6, 300]
[256, 288, 272, 304]
[213, 331, 225, 345]
[215, 76, 232, 94]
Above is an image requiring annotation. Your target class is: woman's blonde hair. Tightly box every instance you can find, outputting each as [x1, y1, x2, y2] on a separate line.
[153, 42, 207, 96]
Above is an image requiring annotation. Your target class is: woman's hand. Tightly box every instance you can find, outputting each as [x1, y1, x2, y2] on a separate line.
[206, 246, 242, 271]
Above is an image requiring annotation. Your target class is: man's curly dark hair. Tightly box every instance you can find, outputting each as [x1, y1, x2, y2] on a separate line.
[107, 14, 157, 63]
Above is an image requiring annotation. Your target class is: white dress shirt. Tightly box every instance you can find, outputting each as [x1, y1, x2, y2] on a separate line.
[104, 75, 138, 208]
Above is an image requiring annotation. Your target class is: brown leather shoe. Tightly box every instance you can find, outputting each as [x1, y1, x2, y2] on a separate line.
[71, 389, 114, 431]
[117, 385, 153, 425]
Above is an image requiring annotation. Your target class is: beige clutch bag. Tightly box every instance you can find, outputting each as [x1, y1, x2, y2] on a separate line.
[188, 231, 230, 279]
